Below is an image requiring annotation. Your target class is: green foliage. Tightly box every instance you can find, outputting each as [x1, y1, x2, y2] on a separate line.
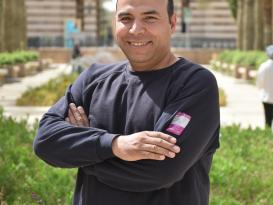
[227, 0, 238, 19]
[0, 51, 39, 67]
[219, 88, 227, 107]
[16, 73, 79, 106]
[0, 107, 76, 204]
[215, 50, 267, 70]
[210, 125, 273, 204]
[0, 106, 272, 204]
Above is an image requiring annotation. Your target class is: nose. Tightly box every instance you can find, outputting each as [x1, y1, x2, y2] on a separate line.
[129, 20, 145, 35]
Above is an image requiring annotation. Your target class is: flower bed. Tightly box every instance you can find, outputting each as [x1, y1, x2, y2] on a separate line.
[210, 50, 267, 81]
[0, 51, 44, 81]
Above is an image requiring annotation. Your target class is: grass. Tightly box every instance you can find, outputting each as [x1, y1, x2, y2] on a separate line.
[16, 73, 78, 106]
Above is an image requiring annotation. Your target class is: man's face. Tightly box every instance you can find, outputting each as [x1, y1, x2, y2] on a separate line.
[114, 0, 176, 70]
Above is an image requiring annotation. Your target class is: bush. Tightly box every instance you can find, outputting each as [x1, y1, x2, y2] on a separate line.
[16, 73, 78, 106]
[210, 125, 273, 204]
[219, 88, 227, 107]
[0, 107, 272, 204]
[0, 107, 76, 205]
[0, 51, 39, 67]
[214, 50, 267, 70]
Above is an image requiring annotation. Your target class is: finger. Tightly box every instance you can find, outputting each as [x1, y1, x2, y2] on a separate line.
[68, 108, 77, 125]
[146, 131, 177, 144]
[65, 117, 70, 123]
[143, 133, 180, 154]
[69, 103, 84, 126]
[77, 106, 89, 127]
[140, 151, 166, 161]
[140, 144, 176, 158]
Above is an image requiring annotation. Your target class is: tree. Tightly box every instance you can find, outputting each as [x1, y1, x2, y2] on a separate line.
[242, 0, 254, 50]
[261, 0, 272, 47]
[0, 0, 4, 52]
[227, 0, 237, 19]
[254, 0, 264, 50]
[236, 0, 244, 49]
[0, 0, 26, 52]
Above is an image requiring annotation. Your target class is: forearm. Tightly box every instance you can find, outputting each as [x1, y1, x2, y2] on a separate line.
[34, 110, 118, 168]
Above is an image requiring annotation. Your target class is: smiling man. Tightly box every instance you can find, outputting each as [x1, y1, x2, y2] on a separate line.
[33, 0, 220, 205]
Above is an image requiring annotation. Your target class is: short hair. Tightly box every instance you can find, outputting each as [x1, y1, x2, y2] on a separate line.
[115, 0, 174, 20]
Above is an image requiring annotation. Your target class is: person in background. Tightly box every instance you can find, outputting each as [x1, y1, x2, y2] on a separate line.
[257, 45, 273, 129]
[33, 0, 220, 204]
[71, 43, 83, 73]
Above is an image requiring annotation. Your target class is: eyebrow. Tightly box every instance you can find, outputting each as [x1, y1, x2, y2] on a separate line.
[117, 10, 160, 18]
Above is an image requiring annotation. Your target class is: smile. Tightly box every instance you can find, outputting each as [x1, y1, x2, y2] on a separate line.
[128, 41, 152, 47]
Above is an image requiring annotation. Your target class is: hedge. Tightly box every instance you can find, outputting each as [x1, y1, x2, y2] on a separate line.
[0, 51, 39, 67]
[216, 50, 267, 70]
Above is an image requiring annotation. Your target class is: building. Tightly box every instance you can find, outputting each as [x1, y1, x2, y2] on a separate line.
[26, 0, 237, 48]
[26, 0, 98, 47]
[174, 0, 237, 48]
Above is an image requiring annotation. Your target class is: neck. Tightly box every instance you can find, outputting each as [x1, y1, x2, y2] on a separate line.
[129, 53, 178, 72]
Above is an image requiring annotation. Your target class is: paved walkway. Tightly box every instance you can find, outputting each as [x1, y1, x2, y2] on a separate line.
[0, 64, 72, 124]
[0, 64, 265, 128]
[212, 71, 264, 128]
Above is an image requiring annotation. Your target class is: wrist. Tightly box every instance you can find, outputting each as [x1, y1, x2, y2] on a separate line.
[112, 135, 121, 157]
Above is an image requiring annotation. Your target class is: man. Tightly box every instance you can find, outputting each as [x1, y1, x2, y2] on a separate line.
[257, 45, 273, 129]
[33, 0, 220, 204]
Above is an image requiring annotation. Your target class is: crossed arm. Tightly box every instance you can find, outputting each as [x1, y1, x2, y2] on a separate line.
[66, 103, 181, 162]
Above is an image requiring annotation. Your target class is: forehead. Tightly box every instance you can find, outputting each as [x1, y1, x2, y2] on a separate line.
[116, 0, 168, 14]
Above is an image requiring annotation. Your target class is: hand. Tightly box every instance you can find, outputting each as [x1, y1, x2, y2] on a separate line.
[112, 131, 181, 161]
[65, 103, 89, 127]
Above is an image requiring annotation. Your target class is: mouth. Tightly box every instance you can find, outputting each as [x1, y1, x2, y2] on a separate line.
[127, 41, 152, 47]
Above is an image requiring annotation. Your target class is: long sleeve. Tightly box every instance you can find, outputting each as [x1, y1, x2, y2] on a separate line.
[82, 69, 220, 192]
[33, 69, 118, 168]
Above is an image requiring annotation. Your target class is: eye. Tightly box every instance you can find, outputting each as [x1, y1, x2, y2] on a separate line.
[119, 16, 132, 23]
[145, 16, 157, 22]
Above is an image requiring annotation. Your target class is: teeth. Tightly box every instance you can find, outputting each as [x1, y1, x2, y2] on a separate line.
[130, 42, 148, 46]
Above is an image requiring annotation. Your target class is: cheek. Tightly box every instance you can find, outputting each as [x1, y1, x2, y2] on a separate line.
[115, 28, 127, 41]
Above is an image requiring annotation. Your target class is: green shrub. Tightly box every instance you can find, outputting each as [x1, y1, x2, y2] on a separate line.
[210, 125, 273, 204]
[0, 107, 76, 205]
[16, 73, 79, 106]
[0, 106, 272, 204]
[0, 51, 39, 67]
[214, 50, 267, 70]
[219, 88, 227, 107]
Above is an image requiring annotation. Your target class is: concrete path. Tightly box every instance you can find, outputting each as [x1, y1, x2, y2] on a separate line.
[0, 64, 71, 124]
[0, 64, 265, 128]
[212, 71, 264, 128]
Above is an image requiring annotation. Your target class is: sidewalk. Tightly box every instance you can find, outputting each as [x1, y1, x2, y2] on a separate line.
[0, 64, 71, 124]
[212, 70, 264, 128]
[0, 64, 265, 128]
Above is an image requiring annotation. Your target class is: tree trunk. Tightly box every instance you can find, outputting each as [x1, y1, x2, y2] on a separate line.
[271, 0, 273, 43]
[2, 0, 26, 52]
[95, 0, 100, 45]
[262, 0, 272, 47]
[237, 0, 244, 49]
[254, 0, 264, 50]
[243, 0, 255, 50]
[0, 0, 4, 52]
[18, 0, 27, 50]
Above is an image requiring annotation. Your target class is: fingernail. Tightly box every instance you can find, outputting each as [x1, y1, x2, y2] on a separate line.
[160, 155, 165, 160]
[174, 146, 180, 152]
[171, 137, 177, 143]
[169, 152, 175, 158]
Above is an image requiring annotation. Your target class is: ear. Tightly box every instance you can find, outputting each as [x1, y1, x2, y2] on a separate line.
[170, 13, 177, 33]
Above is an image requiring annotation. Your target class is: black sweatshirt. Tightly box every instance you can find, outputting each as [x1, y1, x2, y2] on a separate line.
[33, 58, 220, 205]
